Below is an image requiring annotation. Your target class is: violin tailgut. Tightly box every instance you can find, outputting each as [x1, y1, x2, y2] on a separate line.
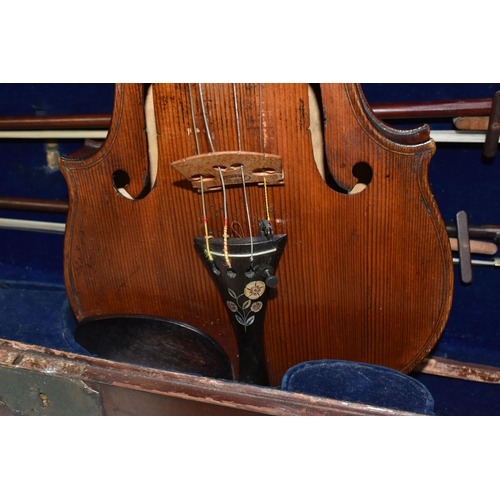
[170, 151, 284, 192]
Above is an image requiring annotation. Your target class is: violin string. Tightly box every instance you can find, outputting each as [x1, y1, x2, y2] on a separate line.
[199, 83, 228, 257]
[189, 84, 213, 259]
[200, 175, 213, 261]
[263, 174, 270, 221]
[233, 83, 242, 152]
[259, 83, 263, 153]
[259, 84, 271, 223]
[218, 166, 231, 267]
[199, 84, 215, 153]
[241, 165, 254, 262]
[233, 83, 253, 254]
[188, 83, 200, 155]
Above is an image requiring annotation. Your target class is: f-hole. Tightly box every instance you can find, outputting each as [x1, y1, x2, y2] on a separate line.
[308, 84, 373, 196]
[349, 162, 373, 195]
[113, 83, 158, 200]
[113, 170, 131, 194]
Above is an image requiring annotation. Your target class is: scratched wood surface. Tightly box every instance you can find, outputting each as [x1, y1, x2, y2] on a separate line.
[60, 84, 453, 385]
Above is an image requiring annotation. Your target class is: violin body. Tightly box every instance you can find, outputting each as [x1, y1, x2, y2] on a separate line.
[60, 83, 453, 385]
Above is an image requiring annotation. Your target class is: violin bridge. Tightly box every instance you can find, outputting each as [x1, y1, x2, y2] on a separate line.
[171, 151, 284, 192]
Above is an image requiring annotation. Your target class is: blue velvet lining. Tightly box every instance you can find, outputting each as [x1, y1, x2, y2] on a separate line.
[0, 280, 89, 355]
[412, 373, 500, 416]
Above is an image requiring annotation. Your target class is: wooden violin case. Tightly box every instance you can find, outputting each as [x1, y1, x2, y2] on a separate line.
[58, 83, 453, 386]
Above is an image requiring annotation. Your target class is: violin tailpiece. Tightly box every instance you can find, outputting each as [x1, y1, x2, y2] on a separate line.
[194, 227, 287, 386]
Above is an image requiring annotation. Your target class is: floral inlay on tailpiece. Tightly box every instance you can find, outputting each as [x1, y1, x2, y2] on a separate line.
[226, 281, 266, 330]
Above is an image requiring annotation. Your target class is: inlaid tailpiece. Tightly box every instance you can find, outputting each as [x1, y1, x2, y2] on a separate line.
[194, 220, 287, 385]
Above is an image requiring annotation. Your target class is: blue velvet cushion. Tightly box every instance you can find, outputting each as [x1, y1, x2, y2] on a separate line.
[281, 359, 435, 415]
[0, 282, 88, 354]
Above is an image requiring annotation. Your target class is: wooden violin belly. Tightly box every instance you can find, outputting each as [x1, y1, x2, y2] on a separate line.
[263, 177, 450, 382]
[64, 187, 239, 362]
[62, 83, 453, 386]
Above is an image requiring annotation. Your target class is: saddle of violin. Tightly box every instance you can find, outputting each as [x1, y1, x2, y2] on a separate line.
[60, 83, 453, 385]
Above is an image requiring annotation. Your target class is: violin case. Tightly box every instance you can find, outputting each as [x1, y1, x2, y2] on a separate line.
[1, 83, 499, 416]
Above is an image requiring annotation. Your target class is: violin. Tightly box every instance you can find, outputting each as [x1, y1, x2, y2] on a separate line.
[60, 83, 453, 386]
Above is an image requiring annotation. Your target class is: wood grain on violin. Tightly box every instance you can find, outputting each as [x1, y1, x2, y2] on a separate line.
[60, 84, 453, 385]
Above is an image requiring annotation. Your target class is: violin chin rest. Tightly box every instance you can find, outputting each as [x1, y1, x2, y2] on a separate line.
[74, 315, 234, 381]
